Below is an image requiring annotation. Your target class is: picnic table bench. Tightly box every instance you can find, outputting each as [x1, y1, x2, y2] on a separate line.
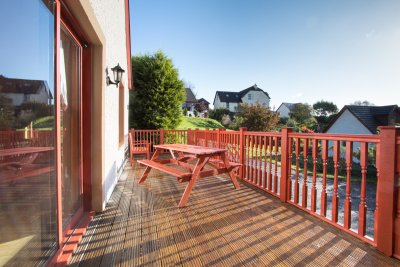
[137, 144, 241, 207]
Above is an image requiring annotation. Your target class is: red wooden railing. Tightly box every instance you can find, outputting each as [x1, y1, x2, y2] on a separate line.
[130, 127, 400, 258]
[0, 130, 54, 149]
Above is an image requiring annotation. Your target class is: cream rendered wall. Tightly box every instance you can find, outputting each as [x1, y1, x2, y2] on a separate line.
[213, 94, 222, 109]
[241, 91, 270, 107]
[89, 0, 130, 206]
[325, 110, 372, 135]
[277, 105, 290, 118]
[213, 95, 239, 112]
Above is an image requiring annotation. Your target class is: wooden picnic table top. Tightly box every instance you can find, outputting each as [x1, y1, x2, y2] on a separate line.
[0, 147, 54, 157]
[154, 144, 227, 156]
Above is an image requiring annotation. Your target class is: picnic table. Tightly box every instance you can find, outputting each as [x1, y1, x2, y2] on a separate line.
[0, 147, 54, 183]
[137, 144, 241, 208]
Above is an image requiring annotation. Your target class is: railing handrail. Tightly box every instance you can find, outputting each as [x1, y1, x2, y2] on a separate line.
[129, 126, 400, 258]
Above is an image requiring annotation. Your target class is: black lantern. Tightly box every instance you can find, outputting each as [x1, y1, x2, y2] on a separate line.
[106, 64, 125, 87]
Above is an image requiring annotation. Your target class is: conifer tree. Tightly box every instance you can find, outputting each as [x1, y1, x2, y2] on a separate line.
[129, 51, 185, 129]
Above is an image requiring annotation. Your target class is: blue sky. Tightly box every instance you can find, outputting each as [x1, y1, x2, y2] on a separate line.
[131, 0, 400, 109]
[0, 1, 54, 94]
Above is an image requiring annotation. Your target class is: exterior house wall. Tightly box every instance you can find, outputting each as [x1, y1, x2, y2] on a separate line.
[325, 109, 372, 135]
[89, 0, 130, 209]
[277, 105, 291, 118]
[213, 95, 238, 112]
[213, 94, 222, 109]
[29, 84, 51, 104]
[241, 91, 270, 107]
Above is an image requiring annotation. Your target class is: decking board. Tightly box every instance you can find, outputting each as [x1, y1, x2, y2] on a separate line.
[70, 160, 400, 267]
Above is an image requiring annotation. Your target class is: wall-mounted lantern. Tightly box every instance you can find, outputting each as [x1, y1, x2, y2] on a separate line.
[106, 64, 125, 87]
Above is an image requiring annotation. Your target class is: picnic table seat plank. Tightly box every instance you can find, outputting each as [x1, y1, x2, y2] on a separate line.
[137, 159, 192, 181]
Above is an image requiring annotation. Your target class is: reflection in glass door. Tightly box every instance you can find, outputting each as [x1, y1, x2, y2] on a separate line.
[60, 25, 82, 230]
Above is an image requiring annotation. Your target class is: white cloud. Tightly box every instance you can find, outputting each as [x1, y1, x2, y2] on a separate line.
[365, 30, 376, 39]
[291, 92, 303, 99]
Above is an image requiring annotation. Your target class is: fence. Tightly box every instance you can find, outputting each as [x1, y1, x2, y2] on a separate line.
[131, 127, 400, 258]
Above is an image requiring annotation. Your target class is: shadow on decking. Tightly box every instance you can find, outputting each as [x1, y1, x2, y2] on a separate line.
[69, 161, 399, 267]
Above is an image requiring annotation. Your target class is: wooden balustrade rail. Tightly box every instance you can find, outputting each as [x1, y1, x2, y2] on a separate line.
[130, 126, 400, 258]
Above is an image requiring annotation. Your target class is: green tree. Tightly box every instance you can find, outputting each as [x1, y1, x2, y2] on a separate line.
[313, 100, 338, 117]
[129, 51, 185, 129]
[313, 100, 338, 132]
[208, 108, 230, 122]
[289, 103, 313, 124]
[289, 103, 317, 131]
[235, 103, 279, 131]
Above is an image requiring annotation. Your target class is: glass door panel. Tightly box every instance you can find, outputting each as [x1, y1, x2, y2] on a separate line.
[60, 26, 82, 229]
[0, 1, 57, 265]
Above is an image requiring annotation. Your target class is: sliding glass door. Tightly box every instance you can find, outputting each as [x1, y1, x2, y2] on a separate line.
[60, 24, 83, 232]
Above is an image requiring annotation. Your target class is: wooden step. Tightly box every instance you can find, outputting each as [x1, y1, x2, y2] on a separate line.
[137, 159, 192, 180]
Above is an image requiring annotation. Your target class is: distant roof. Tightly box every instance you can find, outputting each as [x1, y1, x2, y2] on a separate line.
[215, 91, 242, 103]
[198, 98, 210, 104]
[0, 75, 53, 99]
[324, 105, 400, 134]
[239, 84, 270, 99]
[185, 88, 197, 103]
[277, 102, 300, 111]
[214, 84, 270, 104]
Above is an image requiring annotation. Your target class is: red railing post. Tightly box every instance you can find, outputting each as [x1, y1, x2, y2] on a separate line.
[217, 128, 221, 148]
[187, 128, 192, 145]
[239, 127, 247, 179]
[280, 127, 292, 202]
[159, 128, 164, 145]
[376, 126, 397, 256]
[205, 128, 209, 147]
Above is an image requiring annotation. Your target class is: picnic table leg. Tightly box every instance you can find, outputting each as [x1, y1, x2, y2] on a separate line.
[178, 156, 209, 208]
[222, 152, 240, 189]
[138, 149, 160, 184]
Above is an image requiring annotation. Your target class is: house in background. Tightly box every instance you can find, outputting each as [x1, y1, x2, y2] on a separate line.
[183, 87, 197, 117]
[0, 75, 53, 106]
[276, 102, 299, 118]
[213, 84, 270, 113]
[197, 98, 210, 118]
[324, 105, 400, 134]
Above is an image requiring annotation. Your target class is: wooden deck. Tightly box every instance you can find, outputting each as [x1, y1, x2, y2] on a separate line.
[69, 161, 400, 266]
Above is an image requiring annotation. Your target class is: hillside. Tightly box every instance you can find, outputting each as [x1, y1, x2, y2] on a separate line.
[176, 116, 224, 130]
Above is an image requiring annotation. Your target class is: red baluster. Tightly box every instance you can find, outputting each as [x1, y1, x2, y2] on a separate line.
[288, 137, 293, 200]
[344, 141, 353, 229]
[321, 139, 328, 217]
[263, 135, 267, 189]
[258, 136, 262, 186]
[268, 136, 273, 192]
[358, 142, 368, 236]
[274, 136, 279, 194]
[311, 139, 318, 212]
[302, 138, 309, 208]
[294, 138, 300, 204]
[332, 140, 340, 223]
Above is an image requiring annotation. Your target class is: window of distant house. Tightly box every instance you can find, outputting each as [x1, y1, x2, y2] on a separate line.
[226, 102, 229, 109]
[248, 94, 252, 100]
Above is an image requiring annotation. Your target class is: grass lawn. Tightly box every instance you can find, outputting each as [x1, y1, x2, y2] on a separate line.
[177, 116, 224, 130]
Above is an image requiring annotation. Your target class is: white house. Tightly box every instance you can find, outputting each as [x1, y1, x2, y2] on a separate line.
[0, 76, 53, 106]
[324, 105, 400, 134]
[276, 102, 299, 118]
[213, 84, 270, 112]
[183, 87, 197, 117]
